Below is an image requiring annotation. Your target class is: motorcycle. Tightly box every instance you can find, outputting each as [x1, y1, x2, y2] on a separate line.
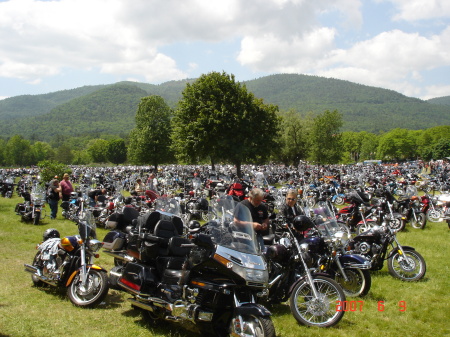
[262, 211, 347, 327]
[61, 190, 87, 221]
[397, 186, 427, 229]
[347, 222, 427, 282]
[24, 211, 109, 307]
[300, 202, 372, 297]
[110, 196, 276, 336]
[15, 184, 47, 225]
[1, 177, 15, 198]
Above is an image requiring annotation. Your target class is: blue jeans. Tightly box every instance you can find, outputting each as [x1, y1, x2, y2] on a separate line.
[48, 199, 58, 219]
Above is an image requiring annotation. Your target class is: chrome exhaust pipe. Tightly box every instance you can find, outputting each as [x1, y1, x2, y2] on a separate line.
[24, 264, 58, 286]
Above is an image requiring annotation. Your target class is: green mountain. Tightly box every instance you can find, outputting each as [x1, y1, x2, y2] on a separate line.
[427, 96, 450, 106]
[0, 74, 449, 141]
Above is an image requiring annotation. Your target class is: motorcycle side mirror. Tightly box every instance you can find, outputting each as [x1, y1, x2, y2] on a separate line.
[194, 233, 214, 249]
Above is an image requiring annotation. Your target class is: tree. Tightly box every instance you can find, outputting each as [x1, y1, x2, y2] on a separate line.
[87, 139, 109, 163]
[4, 135, 33, 166]
[276, 110, 310, 165]
[127, 95, 174, 169]
[56, 144, 74, 164]
[309, 110, 343, 164]
[172, 71, 280, 176]
[377, 128, 416, 161]
[31, 141, 55, 163]
[37, 160, 70, 183]
[107, 138, 127, 164]
[431, 139, 450, 159]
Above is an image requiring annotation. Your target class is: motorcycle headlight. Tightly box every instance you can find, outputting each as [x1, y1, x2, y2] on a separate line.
[88, 239, 103, 253]
[246, 269, 266, 282]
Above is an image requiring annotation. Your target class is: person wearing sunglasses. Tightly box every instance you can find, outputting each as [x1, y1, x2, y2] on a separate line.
[279, 190, 304, 221]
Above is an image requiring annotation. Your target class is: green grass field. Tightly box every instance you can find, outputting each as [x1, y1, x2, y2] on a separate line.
[0, 195, 449, 337]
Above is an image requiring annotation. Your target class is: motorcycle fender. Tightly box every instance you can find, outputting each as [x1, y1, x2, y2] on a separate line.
[339, 254, 368, 265]
[388, 246, 416, 259]
[288, 275, 309, 296]
[65, 264, 107, 287]
[234, 303, 271, 317]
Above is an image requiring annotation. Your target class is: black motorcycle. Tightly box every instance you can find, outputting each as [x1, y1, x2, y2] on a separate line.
[299, 202, 372, 297]
[396, 186, 427, 229]
[109, 196, 275, 336]
[24, 211, 109, 307]
[15, 184, 47, 225]
[347, 222, 426, 281]
[262, 212, 347, 327]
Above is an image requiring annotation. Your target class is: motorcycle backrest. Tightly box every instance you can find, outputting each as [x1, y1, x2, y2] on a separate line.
[154, 220, 180, 244]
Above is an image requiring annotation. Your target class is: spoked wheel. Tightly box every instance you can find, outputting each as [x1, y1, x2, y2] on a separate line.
[334, 196, 345, 206]
[387, 249, 426, 281]
[67, 269, 109, 307]
[335, 268, 371, 297]
[410, 213, 427, 229]
[386, 215, 405, 232]
[229, 314, 275, 337]
[289, 275, 346, 328]
[426, 209, 442, 222]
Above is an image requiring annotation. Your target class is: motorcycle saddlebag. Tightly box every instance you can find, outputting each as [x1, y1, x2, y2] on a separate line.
[118, 262, 158, 296]
[127, 232, 159, 262]
[60, 201, 70, 210]
[102, 231, 126, 251]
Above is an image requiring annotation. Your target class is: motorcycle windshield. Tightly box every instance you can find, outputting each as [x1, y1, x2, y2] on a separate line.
[208, 196, 260, 255]
[309, 201, 344, 239]
[78, 209, 97, 240]
[155, 197, 182, 217]
[31, 185, 46, 203]
[404, 186, 419, 199]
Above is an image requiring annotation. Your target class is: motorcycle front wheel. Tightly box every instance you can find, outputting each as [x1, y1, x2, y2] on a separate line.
[33, 212, 41, 225]
[289, 275, 345, 328]
[229, 314, 275, 337]
[426, 209, 442, 222]
[387, 249, 426, 281]
[333, 196, 345, 205]
[67, 269, 109, 307]
[411, 212, 427, 229]
[335, 268, 371, 297]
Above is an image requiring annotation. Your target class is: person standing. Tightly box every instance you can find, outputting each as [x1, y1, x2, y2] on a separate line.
[59, 173, 74, 201]
[47, 178, 61, 219]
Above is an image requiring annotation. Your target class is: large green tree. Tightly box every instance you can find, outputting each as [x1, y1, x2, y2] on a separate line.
[87, 139, 109, 163]
[309, 110, 343, 164]
[377, 128, 417, 161]
[4, 135, 33, 166]
[107, 138, 127, 164]
[172, 71, 280, 176]
[128, 95, 173, 169]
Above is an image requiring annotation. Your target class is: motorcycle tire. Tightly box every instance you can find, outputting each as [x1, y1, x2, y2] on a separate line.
[33, 212, 40, 225]
[387, 215, 405, 232]
[335, 268, 371, 297]
[67, 269, 109, 308]
[30, 252, 46, 287]
[387, 249, 426, 282]
[426, 209, 442, 223]
[289, 275, 346, 328]
[228, 314, 275, 337]
[333, 196, 345, 206]
[411, 213, 427, 229]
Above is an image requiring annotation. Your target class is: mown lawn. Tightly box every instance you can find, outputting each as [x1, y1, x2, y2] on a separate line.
[0, 194, 449, 337]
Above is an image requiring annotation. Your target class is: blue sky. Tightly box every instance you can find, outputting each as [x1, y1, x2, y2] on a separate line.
[0, 0, 449, 100]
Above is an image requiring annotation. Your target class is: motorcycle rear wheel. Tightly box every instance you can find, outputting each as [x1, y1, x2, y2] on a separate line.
[410, 213, 427, 229]
[335, 268, 371, 297]
[387, 249, 426, 281]
[289, 275, 345, 328]
[67, 269, 109, 307]
[229, 314, 275, 337]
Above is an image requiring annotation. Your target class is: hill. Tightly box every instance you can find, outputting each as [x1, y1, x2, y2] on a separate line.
[0, 74, 449, 140]
[427, 96, 450, 106]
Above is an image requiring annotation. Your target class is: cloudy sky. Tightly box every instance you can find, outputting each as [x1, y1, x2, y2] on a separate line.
[0, 0, 449, 101]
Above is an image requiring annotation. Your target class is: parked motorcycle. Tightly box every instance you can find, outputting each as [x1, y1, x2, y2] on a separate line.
[1, 177, 15, 198]
[347, 222, 426, 281]
[300, 202, 372, 297]
[15, 184, 47, 225]
[262, 212, 347, 327]
[397, 186, 427, 229]
[24, 211, 109, 307]
[110, 196, 275, 336]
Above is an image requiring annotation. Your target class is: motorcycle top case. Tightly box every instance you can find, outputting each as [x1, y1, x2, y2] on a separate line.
[118, 262, 158, 296]
[102, 231, 126, 251]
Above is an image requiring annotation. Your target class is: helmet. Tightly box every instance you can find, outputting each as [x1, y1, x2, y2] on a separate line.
[70, 192, 78, 198]
[43, 228, 60, 242]
[198, 198, 209, 210]
[293, 215, 314, 232]
[189, 220, 201, 230]
[265, 244, 288, 263]
[59, 236, 80, 252]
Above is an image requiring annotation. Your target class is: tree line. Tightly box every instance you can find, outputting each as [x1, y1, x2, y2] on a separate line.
[1, 72, 449, 171]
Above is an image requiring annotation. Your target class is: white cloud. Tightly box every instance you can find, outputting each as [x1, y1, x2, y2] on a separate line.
[378, 0, 450, 21]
